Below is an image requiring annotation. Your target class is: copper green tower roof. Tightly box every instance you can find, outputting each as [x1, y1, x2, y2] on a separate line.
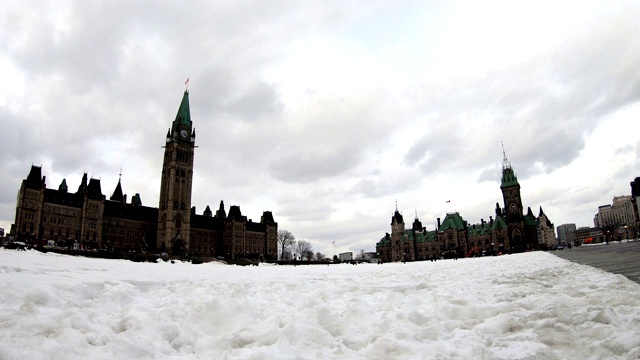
[172, 90, 192, 129]
[500, 142, 520, 188]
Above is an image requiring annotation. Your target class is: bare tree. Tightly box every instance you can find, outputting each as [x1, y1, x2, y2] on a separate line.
[295, 239, 313, 261]
[278, 230, 296, 261]
[315, 251, 325, 261]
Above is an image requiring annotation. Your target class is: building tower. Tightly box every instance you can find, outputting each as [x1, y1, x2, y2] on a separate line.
[500, 145, 525, 250]
[157, 90, 196, 255]
[390, 202, 405, 262]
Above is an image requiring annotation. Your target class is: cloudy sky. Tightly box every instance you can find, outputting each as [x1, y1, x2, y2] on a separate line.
[1, 1, 639, 254]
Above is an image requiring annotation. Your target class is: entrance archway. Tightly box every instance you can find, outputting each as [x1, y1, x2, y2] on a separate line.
[172, 238, 185, 255]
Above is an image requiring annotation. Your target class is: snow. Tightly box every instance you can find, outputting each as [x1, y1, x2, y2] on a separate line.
[1, 249, 639, 359]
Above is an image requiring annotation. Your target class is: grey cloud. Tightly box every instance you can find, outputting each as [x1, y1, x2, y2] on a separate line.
[403, 11, 640, 182]
[224, 82, 283, 121]
[270, 147, 361, 183]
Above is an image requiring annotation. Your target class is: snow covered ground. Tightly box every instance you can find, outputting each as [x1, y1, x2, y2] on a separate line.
[1, 249, 639, 360]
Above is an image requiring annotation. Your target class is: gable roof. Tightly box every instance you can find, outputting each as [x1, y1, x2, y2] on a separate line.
[439, 212, 466, 231]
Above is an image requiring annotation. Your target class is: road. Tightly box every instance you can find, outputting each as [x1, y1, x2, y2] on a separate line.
[551, 240, 640, 284]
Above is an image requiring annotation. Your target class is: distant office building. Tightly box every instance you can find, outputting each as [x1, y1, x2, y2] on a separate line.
[595, 196, 634, 239]
[557, 224, 576, 245]
[575, 227, 602, 244]
[339, 252, 353, 262]
[363, 252, 378, 262]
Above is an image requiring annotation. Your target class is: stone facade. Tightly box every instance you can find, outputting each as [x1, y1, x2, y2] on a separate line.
[13, 90, 277, 260]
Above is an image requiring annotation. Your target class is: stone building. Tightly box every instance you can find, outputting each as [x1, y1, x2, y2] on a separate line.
[13, 90, 278, 260]
[376, 151, 547, 262]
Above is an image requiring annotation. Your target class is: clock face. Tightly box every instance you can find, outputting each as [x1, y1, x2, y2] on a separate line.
[180, 129, 188, 138]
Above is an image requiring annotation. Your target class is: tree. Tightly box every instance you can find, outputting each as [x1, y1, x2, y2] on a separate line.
[355, 249, 365, 260]
[315, 251, 325, 261]
[277, 230, 296, 261]
[295, 239, 313, 261]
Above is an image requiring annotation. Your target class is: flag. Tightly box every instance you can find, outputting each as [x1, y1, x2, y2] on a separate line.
[332, 241, 335, 245]
[185, 77, 189, 85]
[446, 200, 451, 203]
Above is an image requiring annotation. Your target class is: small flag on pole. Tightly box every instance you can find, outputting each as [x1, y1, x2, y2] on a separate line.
[446, 200, 451, 203]
[332, 241, 335, 245]
[185, 77, 189, 85]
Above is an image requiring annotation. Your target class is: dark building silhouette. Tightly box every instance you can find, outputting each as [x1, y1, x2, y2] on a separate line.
[13, 90, 277, 260]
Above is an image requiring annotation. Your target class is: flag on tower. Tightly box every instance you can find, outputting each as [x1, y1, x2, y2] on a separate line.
[446, 200, 451, 203]
[185, 77, 189, 85]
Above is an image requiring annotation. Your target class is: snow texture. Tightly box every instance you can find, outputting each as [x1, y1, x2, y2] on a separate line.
[1, 249, 639, 359]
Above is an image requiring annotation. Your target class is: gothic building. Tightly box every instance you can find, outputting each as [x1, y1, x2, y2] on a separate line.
[12, 90, 278, 260]
[376, 151, 551, 262]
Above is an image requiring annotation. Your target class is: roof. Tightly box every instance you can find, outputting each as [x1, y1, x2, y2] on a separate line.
[86, 179, 104, 200]
[261, 211, 276, 224]
[110, 180, 124, 202]
[439, 212, 466, 231]
[173, 91, 192, 129]
[391, 210, 404, 225]
[500, 167, 520, 188]
[228, 205, 247, 221]
[104, 200, 158, 222]
[43, 189, 83, 208]
[491, 216, 508, 230]
[467, 222, 492, 237]
[58, 179, 68, 192]
[524, 207, 538, 226]
[26, 165, 44, 187]
[376, 229, 438, 247]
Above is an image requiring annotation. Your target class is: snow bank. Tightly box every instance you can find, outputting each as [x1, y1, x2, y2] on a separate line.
[1, 249, 639, 359]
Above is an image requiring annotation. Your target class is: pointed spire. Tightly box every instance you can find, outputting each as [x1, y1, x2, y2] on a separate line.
[501, 141, 511, 170]
[110, 178, 124, 202]
[500, 142, 519, 189]
[77, 173, 88, 194]
[173, 90, 192, 129]
[58, 178, 68, 192]
[539, 206, 545, 216]
[216, 200, 226, 218]
[203, 205, 212, 217]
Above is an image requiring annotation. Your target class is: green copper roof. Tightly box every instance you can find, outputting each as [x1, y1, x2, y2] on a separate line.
[490, 216, 508, 230]
[173, 91, 192, 128]
[524, 207, 537, 226]
[58, 178, 68, 192]
[500, 167, 519, 188]
[467, 222, 491, 236]
[439, 212, 466, 231]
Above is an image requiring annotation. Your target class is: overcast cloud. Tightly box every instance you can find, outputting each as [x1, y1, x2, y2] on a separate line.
[1, 1, 639, 254]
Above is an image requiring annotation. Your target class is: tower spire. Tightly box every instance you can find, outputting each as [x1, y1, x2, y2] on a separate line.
[501, 141, 511, 170]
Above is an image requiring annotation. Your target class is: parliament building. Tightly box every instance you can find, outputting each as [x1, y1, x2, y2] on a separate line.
[13, 90, 278, 260]
[376, 152, 555, 262]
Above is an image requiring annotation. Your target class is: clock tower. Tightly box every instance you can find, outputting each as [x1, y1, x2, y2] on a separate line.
[499, 145, 525, 250]
[157, 90, 196, 255]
